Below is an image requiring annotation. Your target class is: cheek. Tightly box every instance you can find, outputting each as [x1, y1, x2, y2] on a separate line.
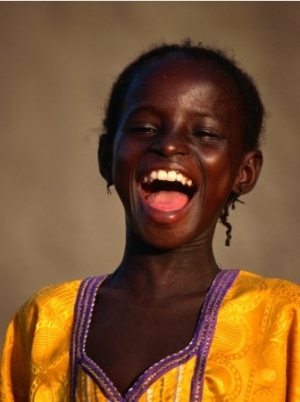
[112, 140, 130, 200]
[200, 148, 238, 203]
[112, 138, 134, 179]
[112, 137, 146, 205]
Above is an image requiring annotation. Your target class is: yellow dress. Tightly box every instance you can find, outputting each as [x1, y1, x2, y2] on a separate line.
[1, 270, 300, 401]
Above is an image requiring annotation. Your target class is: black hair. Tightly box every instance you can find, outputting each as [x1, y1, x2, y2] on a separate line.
[101, 39, 265, 245]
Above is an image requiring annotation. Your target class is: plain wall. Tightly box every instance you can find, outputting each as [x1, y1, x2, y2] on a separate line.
[1, 2, 300, 342]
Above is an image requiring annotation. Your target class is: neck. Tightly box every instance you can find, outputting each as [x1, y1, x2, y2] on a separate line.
[108, 231, 220, 299]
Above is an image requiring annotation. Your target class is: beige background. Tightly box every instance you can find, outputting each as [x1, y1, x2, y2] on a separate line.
[1, 2, 300, 342]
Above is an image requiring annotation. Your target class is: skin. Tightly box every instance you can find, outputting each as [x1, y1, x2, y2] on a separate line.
[86, 56, 263, 395]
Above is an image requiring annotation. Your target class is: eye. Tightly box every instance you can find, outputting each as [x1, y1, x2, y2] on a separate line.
[192, 129, 220, 142]
[126, 124, 158, 136]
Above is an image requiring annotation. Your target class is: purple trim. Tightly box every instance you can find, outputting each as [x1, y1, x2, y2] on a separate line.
[70, 275, 108, 401]
[70, 270, 239, 401]
[190, 269, 239, 400]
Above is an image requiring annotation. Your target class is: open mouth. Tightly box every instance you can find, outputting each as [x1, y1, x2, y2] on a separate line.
[140, 169, 196, 212]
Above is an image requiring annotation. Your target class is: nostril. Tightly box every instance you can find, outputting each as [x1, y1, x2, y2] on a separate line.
[149, 136, 189, 157]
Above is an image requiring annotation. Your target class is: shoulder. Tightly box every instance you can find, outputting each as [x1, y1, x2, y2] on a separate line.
[13, 279, 83, 338]
[218, 270, 300, 350]
[21, 279, 83, 313]
[236, 270, 300, 298]
[228, 270, 300, 313]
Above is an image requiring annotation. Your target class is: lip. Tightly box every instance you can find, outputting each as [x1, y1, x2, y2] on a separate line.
[135, 161, 201, 224]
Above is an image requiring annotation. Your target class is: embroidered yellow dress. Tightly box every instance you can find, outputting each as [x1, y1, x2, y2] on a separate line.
[1, 270, 300, 401]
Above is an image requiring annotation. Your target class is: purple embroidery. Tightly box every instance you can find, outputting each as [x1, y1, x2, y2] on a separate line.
[190, 269, 239, 400]
[70, 275, 109, 400]
[70, 270, 239, 401]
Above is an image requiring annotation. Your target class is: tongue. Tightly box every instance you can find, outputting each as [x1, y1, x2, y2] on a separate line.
[146, 191, 189, 212]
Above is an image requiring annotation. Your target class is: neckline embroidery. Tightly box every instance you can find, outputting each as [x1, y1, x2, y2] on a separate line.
[70, 269, 239, 401]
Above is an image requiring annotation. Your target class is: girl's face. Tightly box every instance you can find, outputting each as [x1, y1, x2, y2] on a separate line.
[109, 56, 258, 249]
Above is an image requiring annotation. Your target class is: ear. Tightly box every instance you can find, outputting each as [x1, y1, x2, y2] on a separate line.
[98, 133, 114, 186]
[232, 150, 263, 195]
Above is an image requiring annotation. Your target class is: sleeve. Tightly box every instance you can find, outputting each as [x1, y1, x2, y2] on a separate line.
[1, 281, 79, 401]
[0, 298, 38, 401]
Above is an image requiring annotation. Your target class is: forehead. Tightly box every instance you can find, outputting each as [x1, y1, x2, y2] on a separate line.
[125, 56, 242, 110]
[123, 55, 244, 128]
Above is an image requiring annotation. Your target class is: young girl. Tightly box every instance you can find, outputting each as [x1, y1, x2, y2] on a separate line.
[1, 40, 299, 401]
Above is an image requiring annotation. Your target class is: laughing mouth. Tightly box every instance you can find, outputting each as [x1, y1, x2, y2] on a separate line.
[141, 169, 196, 212]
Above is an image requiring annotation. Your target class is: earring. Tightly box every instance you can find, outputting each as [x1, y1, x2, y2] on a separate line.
[107, 183, 112, 195]
[231, 187, 245, 210]
[106, 176, 113, 195]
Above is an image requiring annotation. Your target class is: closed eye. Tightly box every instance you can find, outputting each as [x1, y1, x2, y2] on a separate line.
[193, 130, 220, 141]
[127, 124, 158, 136]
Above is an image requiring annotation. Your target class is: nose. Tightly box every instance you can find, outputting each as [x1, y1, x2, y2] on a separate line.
[149, 129, 190, 158]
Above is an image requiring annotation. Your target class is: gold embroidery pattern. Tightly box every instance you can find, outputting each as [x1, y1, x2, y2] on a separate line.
[0, 280, 81, 401]
[202, 272, 300, 402]
[1, 271, 299, 401]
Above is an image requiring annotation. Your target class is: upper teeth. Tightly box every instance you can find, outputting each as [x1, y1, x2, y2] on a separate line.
[142, 170, 193, 187]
